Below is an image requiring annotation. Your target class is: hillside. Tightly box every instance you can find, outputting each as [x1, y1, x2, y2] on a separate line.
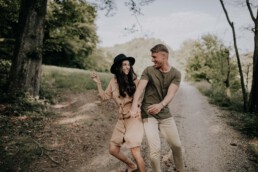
[101, 38, 181, 76]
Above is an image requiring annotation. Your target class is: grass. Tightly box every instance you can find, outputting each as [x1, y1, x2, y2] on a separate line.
[227, 112, 258, 137]
[0, 110, 51, 171]
[194, 81, 244, 111]
[40, 65, 112, 103]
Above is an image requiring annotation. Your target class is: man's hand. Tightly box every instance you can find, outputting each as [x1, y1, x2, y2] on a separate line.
[147, 103, 163, 115]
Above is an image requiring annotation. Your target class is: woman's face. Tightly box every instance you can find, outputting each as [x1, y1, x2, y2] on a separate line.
[121, 60, 131, 75]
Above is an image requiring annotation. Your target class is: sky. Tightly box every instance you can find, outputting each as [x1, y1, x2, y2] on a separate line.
[92, 0, 256, 53]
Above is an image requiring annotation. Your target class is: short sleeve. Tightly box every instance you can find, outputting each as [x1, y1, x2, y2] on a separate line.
[171, 70, 181, 87]
[140, 67, 149, 81]
[134, 79, 139, 86]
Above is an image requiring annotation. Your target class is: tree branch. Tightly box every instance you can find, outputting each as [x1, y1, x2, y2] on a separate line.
[219, 0, 233, 26]
[219, 0, 248, 111]
[246, 0, 256, 22]
[32, 139, 61, 165]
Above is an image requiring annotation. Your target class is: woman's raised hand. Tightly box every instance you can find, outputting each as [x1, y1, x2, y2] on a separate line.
[90, 72, 100, 84]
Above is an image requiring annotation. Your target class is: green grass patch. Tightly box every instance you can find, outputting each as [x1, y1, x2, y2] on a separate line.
[40, 65, 112, 103]
[228, 112, 258, 137]
[194, 81, 243, 111]
[0, 111, 50, 171]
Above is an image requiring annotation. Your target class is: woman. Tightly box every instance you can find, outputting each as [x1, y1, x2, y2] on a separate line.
[91, 54, 144, 172]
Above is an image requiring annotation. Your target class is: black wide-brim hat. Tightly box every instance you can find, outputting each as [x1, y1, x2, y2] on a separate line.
[110, 54, 135, 74]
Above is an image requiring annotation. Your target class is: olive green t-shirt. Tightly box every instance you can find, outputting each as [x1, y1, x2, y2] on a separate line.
[140, 66, 181, 119]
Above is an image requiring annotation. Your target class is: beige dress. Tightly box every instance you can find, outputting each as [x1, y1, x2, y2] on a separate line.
[99, 77, 144, 148]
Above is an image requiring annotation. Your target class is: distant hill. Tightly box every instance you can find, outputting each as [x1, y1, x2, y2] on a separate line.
[101, 38, 181, 76]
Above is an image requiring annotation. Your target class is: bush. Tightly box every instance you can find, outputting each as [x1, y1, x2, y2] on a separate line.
[0, 59, 11, 87]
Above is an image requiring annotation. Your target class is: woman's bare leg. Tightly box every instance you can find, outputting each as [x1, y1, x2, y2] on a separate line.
[109, 144, 137, 170]
[131, 146, 145, 172]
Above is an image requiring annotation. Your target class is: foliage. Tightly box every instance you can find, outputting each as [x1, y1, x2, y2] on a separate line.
[83, 48, 113, 72]
[0, 0, 98, 69]
[43, 0, 98, 68]
[186, 35, 234, 83]
[0, 0, 20, 59]
[174, 39, 196, 70]
[197, 83, 242, 110]
[0, 59, 11, 88]
[185, 34, 240, 106]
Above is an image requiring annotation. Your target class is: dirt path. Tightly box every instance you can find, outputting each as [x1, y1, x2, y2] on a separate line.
[172, 82, 257, 172]
[29, 83, 258, 172]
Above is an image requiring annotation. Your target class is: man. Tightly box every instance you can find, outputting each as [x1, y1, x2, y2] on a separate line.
[130, 44, 184, 172]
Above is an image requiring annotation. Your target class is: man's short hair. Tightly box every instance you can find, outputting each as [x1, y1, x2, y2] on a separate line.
[150, 44, 169, 53]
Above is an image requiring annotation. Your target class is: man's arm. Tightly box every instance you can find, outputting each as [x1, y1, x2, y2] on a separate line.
[130, 79, 148, 117]
[147, 83, 179, 115]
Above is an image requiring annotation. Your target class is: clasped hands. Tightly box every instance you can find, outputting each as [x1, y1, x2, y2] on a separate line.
[130, 108, 141, 118]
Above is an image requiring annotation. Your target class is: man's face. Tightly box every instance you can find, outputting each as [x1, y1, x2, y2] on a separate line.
[151, 52, 167, 69]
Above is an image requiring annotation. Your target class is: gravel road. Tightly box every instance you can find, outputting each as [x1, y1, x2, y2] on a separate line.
[171, 82, 257, 172]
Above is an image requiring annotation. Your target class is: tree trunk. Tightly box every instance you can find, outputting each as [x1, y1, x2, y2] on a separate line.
[225, 50, 231, 100]
[219, 0, 248, 111]
[8, 0, 47, 98]
[248, 8, 258, 114]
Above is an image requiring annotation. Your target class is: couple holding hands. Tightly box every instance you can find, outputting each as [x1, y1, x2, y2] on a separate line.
[91, 44, 184, 172]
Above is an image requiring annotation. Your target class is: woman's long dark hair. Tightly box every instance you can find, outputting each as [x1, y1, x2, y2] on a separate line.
[114, 60, 137, 97]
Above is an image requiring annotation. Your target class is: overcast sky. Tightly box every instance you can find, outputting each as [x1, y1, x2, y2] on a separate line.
[93, 0, 256, 53]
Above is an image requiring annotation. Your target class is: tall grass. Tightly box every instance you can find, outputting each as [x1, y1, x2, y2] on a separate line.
[194, 81, 240, 110]
[40, 65, 112, 103]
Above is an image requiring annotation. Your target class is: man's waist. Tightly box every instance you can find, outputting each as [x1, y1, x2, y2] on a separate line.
[141, 107, 171, 119]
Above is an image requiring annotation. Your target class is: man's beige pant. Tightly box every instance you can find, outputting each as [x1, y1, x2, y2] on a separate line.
[143, 117, 183, 172]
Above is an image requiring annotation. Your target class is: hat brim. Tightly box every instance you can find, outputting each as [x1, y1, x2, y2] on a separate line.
[110, 57, 135, 74]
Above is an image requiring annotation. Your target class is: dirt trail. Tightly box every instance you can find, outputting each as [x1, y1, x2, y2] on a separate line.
[30, 83, 258, 172]
[172, 82, 257, 172]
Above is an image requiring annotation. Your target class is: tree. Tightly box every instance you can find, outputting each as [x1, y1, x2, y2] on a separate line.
[0, 0, 98, 69]
[219, 0, 258, 114]
[186, 34, 239, 101]
[8, 0, 47, 97]
[43, 0, 98, 68]
[246, 0, 258, 114]
[6, 0, 154, 99]
[219, 0, 248, 111]
[0, 0, 20, 59]
[185, 35, 240, 106]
